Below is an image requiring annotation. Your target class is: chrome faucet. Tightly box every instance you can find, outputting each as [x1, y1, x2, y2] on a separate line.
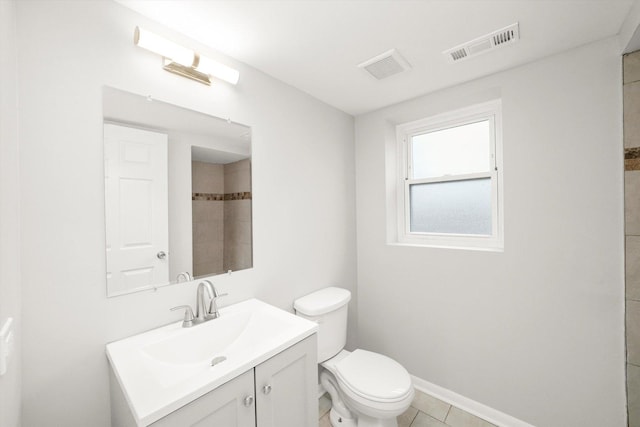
[196, 280, 215, 321]
[170, 280, 227, 328]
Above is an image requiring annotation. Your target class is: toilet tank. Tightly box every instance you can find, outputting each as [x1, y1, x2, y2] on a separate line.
[294, 287, 351, 363]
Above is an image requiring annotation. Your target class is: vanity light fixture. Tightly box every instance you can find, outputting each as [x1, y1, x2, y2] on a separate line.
[134, 27, 240, 86]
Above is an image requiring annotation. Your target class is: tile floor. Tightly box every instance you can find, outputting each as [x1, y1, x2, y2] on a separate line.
[318, 389, 497, 427]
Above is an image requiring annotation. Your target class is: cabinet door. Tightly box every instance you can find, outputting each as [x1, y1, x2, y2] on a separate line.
[255, 335, 318, 427]
[151, 370, 256, 427]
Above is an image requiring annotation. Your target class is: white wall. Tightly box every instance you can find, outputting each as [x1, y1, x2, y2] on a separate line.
[355, 38, 625, 427]
[16, 1, 356, 426]
[167, 131, 194, 281]
[0, 0, 21, 426]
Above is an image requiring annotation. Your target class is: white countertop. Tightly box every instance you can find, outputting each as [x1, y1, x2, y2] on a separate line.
[106, 298, 318, 426]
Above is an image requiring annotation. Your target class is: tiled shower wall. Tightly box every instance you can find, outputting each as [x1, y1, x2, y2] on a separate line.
[224, 158, 252, 272]
[192, 161, 225, 277]
[625, 50, 640, 427]
[191, 158, 252, 277]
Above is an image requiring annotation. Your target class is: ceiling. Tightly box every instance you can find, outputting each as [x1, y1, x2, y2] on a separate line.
[116, 0, 635, 116]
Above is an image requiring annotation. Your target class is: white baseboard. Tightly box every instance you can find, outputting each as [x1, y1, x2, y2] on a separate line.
[410, 375, 536, 427]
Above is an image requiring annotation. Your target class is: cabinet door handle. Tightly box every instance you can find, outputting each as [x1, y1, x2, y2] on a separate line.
[262, 384, 272, 395]
[243, 395, 254, 407]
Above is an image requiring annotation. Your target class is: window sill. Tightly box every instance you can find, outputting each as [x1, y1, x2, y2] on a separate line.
[387, 241, 504, 253]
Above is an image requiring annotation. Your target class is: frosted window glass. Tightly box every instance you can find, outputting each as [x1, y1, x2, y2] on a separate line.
[411, 120, 490, 179]
[410, 178, 492, 235]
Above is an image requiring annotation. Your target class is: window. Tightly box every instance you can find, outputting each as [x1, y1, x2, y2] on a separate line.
[396, 100, 503, 250]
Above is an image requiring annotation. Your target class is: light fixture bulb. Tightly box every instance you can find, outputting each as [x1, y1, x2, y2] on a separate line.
[133, 26, 240, 86]
[197, 56, 240, 85]
[134, 27, 195, 67]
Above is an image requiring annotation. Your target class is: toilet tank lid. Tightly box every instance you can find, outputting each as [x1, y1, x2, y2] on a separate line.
[294, 287, 351, 316]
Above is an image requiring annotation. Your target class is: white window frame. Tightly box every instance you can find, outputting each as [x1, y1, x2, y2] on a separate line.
[395, 100, 503, 251]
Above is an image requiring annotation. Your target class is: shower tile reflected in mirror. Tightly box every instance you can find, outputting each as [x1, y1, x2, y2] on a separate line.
[223, 158, 252, 272]
[191, 154, 252, 277]
[192, 161, 225, 277]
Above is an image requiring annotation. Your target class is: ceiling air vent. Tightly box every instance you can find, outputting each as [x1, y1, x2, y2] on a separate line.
[444, 23, 519, 63]
[358, 49, 411, 80]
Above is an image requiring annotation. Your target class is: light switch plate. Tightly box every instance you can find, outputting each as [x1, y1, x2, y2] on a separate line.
[0, 317, 14, 376]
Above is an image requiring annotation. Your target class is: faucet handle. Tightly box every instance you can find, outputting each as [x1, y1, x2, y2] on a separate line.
[170, 305, 195, 328]
[207, 293, 228, 318]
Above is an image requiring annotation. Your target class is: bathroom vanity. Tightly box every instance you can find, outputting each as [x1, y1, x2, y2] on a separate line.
[107, 299, 318, 427]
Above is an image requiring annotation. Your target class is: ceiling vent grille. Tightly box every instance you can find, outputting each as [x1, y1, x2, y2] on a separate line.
[358, 49, 411, 80]
[450, 48, 468, 61]
[444, 23, 519, 63]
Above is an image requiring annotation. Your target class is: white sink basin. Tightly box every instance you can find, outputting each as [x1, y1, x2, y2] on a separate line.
[106, 298, 318, 426]
[142, 309, 250, 365]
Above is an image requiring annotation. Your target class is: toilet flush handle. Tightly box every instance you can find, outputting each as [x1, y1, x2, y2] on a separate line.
[262, 384, 272, 395]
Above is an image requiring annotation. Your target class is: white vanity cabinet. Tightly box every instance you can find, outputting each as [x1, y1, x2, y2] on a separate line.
[150, 369, 256, 427]
[107, 299, 319, 427]
[113, 335, 318, 427]
[254, 334, 317, 427]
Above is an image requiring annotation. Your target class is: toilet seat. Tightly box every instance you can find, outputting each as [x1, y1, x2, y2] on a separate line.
[334, 349, 413, 404]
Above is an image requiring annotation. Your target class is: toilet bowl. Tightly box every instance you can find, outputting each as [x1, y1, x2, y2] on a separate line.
[294, 287, 414, 427]
[321, 349, 414, 427]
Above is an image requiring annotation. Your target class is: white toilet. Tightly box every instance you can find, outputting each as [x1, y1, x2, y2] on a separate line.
[294, 287, 414, 427]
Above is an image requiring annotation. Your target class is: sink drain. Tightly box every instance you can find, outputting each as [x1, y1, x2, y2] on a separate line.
[211, 356, 227, 367]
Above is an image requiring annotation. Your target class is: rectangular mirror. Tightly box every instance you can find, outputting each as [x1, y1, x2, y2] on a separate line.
[103, 87, 252, 297]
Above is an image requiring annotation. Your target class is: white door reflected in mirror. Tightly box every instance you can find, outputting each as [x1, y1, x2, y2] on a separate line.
[104, 124, 170, 295]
